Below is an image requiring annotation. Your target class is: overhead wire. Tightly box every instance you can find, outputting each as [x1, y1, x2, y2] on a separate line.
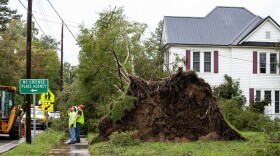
[46, 0, 83, 49]
[35, 0, 55, 36]
[18, 0, 47, 36]
[20, 15, 80, 28]
[32, 10, 82, 26]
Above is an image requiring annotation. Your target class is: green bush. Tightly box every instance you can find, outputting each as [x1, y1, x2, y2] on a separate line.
[49, 117, 68, 132]
[262, 118, 280, 143]
[108, 130, 139, 146]
[218, 99, 273, 131]
[248, 100, 269, 114]
[213, 74, 246, 106]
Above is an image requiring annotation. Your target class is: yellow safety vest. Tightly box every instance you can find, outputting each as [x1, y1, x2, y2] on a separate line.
[77, 110, 84, 124]
[69, 112, 76, 128]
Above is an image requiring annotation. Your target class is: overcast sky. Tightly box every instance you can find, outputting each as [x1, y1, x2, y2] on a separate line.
[9, 0, 280, 66]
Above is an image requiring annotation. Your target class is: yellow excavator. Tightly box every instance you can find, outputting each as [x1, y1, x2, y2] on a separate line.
[0, 86, 22, 140]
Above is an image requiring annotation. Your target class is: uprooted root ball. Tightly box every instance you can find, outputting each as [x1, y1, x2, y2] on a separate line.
[98, 70, 245, 142]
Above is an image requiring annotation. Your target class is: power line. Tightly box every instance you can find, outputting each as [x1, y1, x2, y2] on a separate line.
[46, 0, 83, 49]
[32, 10, 82, 25]
[21, 16, 80, 28]
[18, 0, 47, 36]
[35, 0, 55, 36]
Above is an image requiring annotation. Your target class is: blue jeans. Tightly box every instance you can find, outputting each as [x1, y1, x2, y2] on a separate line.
[75, 122, 81, 142]
[70, 127, 75, 143]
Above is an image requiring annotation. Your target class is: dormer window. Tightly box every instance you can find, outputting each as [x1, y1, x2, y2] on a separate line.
[265, 31, 271, 39]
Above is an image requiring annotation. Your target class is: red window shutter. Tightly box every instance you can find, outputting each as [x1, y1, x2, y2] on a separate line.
[186, 50, 190, 70]
[214, 51, 219, 73]
[249, 88, 254, 104]
[253, 51, 257, 74]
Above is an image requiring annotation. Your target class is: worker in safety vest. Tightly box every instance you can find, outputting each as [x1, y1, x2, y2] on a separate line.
[75, 105, 84, 143]
[67, 106, 77, 144]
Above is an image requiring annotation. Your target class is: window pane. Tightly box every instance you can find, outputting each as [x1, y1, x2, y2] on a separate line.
[256, 90, 261, 102]
[264, 91, 271, 103]
[270, 53, 277, 74]
[204, 52, 211, 72]
[260, 53, 266, 73]
[275, 91, 279, 113]
[193, 52, 200, 72]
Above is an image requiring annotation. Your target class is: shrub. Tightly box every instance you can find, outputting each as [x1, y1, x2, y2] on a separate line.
[262, 118, 280, 143]
[49, 117, 68, 132]
[218, 99, 273, 131]
[108, 130, 139, 146]
[213, 74, 246, 107]
[248, 100, 269, 114]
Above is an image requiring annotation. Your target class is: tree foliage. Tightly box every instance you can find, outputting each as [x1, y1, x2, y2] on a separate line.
[63, 62, 77, 85]
[0, 0, 21, 31]
[77, 7, 148, 102]
[0, 20, 25, 86]
[32, 35, 61, 92]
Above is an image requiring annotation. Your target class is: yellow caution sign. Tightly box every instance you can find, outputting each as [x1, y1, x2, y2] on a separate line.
[41, 104, 54, 111]
[40, 90, 55, 103]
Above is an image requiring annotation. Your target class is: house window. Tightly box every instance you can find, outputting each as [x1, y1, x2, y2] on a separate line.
[264, 91, 271, 104]
[204, 52, 211, 72]
[193, 52, 200, 72]
[265, 31, 271, 39]
[270, 53, 277, 74]
[275, 91, 279, 113]
[259, 53, 266, 73]
[256, 90, 261, 102]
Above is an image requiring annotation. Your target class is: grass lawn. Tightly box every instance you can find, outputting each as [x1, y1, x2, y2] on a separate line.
[1, 129, 66, 156]
[88, 132, 280, 156]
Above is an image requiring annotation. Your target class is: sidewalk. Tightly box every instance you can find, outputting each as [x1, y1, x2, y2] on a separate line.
[47, 135, 90, 156]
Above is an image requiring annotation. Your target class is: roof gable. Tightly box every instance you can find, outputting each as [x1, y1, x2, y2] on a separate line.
[163, 6, 264, 46]
[240, 17, 280, 43]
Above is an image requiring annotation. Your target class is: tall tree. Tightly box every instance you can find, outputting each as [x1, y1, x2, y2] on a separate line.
[0, 0, 21, 31]
[63, 62, 77, 85]
[0, 20, 25, 86]
[78, 7, 147, 99]
[32, 35, 61, 92]
[140, 20, 167, 80]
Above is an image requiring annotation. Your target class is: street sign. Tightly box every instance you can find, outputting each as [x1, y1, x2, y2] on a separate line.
[41, 104, 54, 111]
[40, 90, 55, 103]
[19, 79, 48, 94]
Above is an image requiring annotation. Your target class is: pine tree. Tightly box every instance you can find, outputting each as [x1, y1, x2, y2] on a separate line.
[0, 0, 21, 31]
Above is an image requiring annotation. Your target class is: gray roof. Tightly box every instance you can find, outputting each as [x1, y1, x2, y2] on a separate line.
[163, 6, 264, 46]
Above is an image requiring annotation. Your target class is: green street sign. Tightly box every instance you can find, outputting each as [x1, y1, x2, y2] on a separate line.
[19, 79, 49, 94]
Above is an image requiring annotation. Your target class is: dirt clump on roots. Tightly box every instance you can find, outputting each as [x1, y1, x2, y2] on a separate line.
[98, 70, 245, 142]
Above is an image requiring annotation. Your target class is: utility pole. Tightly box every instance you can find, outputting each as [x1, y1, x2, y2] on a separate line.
[60, 21, 64, 91]
[26, 0, 33, 144]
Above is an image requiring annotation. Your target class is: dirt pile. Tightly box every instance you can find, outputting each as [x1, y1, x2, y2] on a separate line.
[98, 70, 245, 142]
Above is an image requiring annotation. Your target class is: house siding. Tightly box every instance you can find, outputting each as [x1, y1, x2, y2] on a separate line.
[166, 46, 280, 109]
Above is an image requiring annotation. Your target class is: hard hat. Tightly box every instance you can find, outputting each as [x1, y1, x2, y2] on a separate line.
[79, 105, 84, 111]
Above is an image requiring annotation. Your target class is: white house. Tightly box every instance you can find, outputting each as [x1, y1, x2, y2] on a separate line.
[162, 6, 280, 118]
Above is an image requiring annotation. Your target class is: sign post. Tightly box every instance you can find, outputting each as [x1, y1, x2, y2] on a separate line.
[33, 94, 36, 145]
[19, 79, 48, 145]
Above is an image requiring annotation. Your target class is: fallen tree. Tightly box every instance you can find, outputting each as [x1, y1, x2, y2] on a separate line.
[97, 69, 245, 142]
